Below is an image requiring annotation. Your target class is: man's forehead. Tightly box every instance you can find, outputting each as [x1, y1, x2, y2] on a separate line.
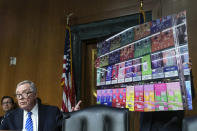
[3, 98, 12, 102]
[16, 83, 31, 92]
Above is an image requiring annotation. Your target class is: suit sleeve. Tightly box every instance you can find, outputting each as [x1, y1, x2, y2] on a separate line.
[0, 116, 9, 130]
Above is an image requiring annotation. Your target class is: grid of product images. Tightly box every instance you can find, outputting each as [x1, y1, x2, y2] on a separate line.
[95, 11, 193, 112]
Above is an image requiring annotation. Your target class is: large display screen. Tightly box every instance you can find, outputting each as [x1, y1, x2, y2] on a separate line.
[96, 11, 192, 111]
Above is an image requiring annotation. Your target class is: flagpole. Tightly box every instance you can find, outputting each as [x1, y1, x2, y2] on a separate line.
[65, 13, 73, 77]
[138, 0, 146, 24]
[66, 13, 75, 106]
[61, 12, 76, 112]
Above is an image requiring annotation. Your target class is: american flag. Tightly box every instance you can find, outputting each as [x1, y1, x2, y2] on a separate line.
[61, 26, 76, 112]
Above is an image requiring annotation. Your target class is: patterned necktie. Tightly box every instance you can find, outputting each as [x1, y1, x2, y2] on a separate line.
[25, 112, 33, 131]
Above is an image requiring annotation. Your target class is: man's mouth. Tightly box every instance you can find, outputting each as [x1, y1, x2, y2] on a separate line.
[20, 102, 26, 105]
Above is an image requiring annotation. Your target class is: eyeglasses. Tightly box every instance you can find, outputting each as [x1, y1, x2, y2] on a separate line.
[2, 101, 13, 105]
[15, 92, 33, 99]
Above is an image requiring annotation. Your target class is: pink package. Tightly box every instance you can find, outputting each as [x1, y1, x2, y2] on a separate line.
[134, 85, 144, 111]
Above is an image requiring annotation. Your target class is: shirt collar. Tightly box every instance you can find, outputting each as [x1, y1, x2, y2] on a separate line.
[24, 102, 38, 116]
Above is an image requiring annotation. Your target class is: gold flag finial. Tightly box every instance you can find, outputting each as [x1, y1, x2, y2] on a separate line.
[63, 10, 74, 26]
[139, 0, 143, 10]
[66, 13, 73, 26]
[138, 0, 146, 24]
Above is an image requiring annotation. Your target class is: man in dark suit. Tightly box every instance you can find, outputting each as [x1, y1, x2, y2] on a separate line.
[0, 80, 81, 131]
[0, 96, 16, 125]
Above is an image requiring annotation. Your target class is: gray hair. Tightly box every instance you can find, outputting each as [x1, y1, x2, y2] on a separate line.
[16, 80, 37, 94]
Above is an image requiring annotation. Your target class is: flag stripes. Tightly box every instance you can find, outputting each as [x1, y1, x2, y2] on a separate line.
[61, 26, 76, 112]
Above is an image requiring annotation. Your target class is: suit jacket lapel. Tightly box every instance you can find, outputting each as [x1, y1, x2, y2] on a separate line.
[38, 104, 44, 131]
[16, 108, 24, 129]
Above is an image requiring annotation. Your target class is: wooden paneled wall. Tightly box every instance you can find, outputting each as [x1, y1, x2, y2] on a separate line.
[0, 0, 66, 115]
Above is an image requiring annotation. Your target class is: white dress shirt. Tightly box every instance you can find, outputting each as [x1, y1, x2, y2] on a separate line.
[23, 103, 38, 131]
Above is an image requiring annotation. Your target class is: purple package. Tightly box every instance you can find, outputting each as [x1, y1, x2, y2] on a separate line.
[109, 50, 120, 65]
[151, 52, 164, 79]
[103, 89, 112, 106]
[125, 61, 133, 82]
[106, 89, 113, 106]
[151, 18, 163, 34]
[100, 90, 105, 105]
[105, 65, 112, 85]
[151, 52, 163, 69]
[103, 89, 108, 106]
[132, 58, 142, 81]
[101, 41, 110, 55]
[162, 15, 173, 30]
